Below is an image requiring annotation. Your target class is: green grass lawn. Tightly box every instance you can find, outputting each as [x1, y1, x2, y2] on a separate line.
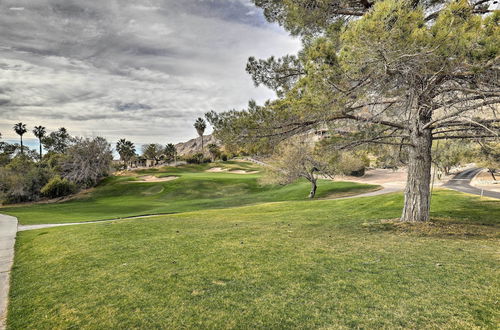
[0, 161, 379, 225]
[8, 190, 500, 329]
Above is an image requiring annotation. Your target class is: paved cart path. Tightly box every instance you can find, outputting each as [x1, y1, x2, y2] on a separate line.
[444, 168, 500, 199]
[0, 214, 17, 330]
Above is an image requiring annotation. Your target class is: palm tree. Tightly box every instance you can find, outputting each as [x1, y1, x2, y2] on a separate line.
[13, 122, 27, 155]
[193, 117, 206, 153]
[33, 125, 46, 160]
[116, 139, 136, 169]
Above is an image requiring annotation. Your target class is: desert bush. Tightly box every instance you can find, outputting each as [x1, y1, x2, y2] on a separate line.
[338, 153, 367, 177]
[61, 137, 113, 187]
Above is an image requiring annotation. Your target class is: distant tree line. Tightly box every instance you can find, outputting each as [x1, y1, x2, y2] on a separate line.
[0, 124, 112, 204]
[114, 117, 229, 169]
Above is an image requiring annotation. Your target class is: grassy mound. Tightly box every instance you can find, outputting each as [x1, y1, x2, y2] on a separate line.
[1, 161, 378, 225]
[8, 190, 499, 329]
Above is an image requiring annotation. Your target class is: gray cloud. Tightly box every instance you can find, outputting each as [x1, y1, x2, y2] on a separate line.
[0, 0, 300, 145]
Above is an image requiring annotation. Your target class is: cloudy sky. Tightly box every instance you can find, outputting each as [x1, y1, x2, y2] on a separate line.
[0, 0, 300, 147]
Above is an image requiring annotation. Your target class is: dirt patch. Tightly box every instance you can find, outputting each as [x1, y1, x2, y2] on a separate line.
[132, 176, 178, 183]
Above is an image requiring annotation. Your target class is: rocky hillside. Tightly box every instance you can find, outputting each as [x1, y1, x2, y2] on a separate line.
[175, 134, 220, 156]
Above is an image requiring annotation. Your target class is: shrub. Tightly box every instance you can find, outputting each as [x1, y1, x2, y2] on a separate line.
[338, 152, 366, 177]
[221, 153, 228, 161]
[185, 153, 210, 164]
[0, 156, 53, 204]
[41, 176, 77, 199]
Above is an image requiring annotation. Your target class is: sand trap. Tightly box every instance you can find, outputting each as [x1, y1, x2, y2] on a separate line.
[131, 175, 178, 182]
[206, 167, 226, 172]
[333, 168, 408, 188]
[229, 170, 259, 174]
[206, 167, 258, 174]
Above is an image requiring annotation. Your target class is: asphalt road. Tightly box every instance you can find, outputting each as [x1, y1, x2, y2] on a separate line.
[444, 168, 500, 199]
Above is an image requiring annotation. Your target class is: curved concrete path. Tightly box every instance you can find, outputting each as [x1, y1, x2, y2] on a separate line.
[17, 213, 166, 232]
[0, 214, 17, 330]
[329, 186, 402, 200]
[444, 168, 500, 199]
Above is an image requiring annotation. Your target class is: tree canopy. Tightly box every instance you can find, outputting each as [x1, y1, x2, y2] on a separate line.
[209, 0, 499, 222]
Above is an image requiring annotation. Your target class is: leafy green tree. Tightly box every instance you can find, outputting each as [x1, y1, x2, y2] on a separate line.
[164, 143, 178, 163]
[194, 117, 207, 153]
[13, 122, 27, 154]
[32, 126, 46, 160]
[210, 0, 500, 222]
[116, 139, 136, 168]
[42, 127, 72, 153]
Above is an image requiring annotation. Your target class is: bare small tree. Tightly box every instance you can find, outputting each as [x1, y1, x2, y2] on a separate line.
[264, 139, 339, 198]
[61, 137, 113, 187]
[477, 141, 500, 181]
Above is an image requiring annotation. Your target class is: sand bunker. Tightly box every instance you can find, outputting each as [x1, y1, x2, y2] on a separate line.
[206, 167, 226, 172]
[132, 175, 178, 182]
[206, 167, 258, 174]
[229, 170, 259, 174]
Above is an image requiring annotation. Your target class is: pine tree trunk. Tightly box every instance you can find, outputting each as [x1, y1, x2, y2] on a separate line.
[489, 169, 497, 181]
[308, 180, 317, 199]
[401, 122, 433, 222]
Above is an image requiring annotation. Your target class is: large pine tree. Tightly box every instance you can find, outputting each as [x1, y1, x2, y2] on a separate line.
[208, 0, 499, 222]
